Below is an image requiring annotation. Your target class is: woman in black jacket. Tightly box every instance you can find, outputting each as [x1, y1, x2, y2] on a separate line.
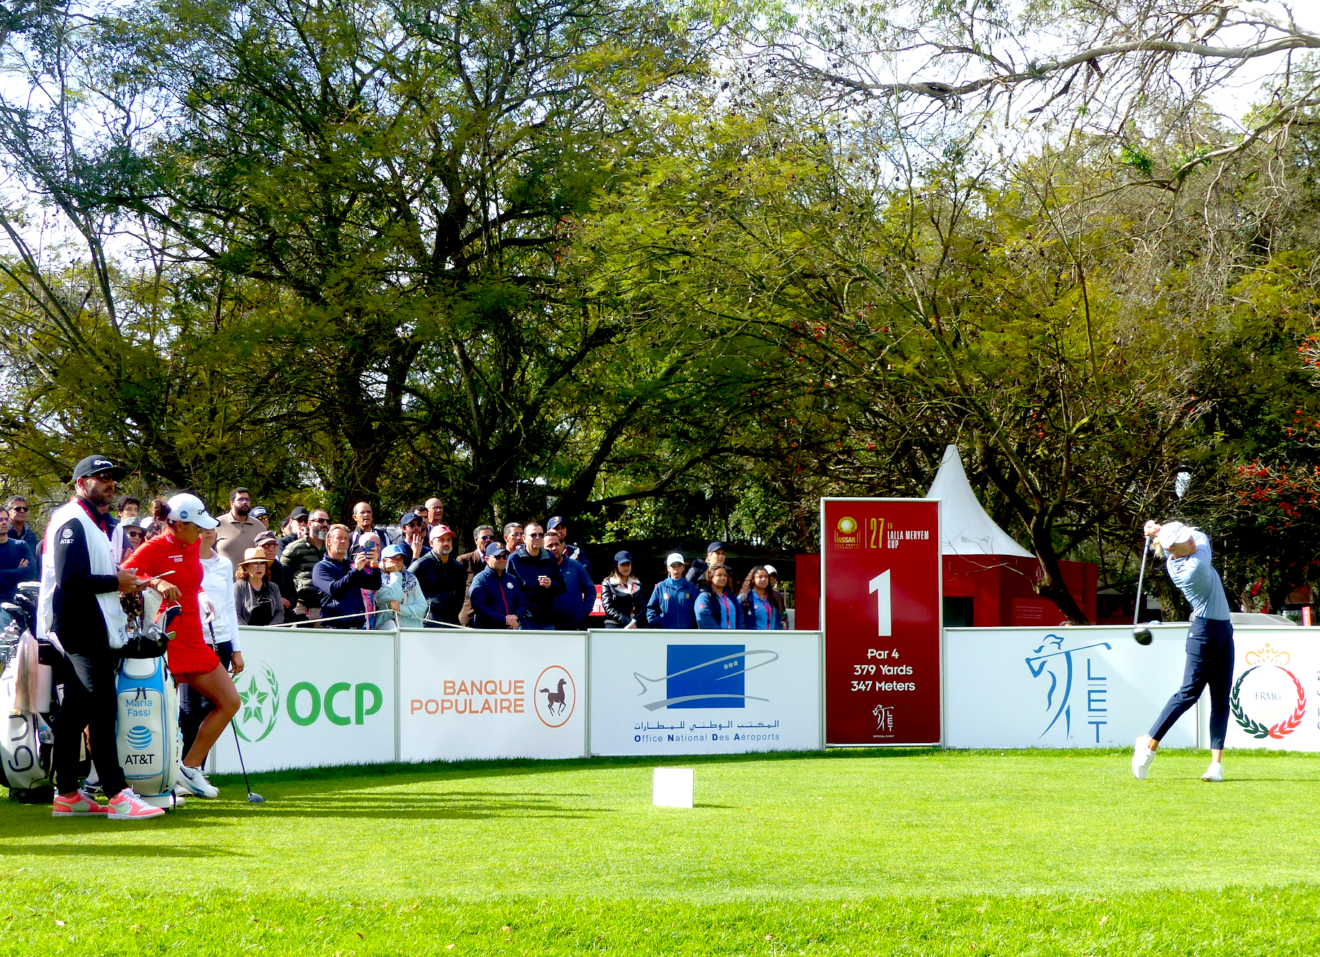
[601, 551, 644, 628]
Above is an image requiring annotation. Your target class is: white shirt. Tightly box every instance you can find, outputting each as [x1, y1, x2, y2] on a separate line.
[199, 552, 242, 651]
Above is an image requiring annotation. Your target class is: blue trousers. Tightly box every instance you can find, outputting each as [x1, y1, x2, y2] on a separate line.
[1149, 617, 1234, 749]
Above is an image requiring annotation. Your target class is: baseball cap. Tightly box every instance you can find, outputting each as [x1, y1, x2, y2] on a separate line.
[546, 516, 566, 530]
[484, 542, 510, 559]
[287, 506, 310, 521]
[250, 505, 269, 519]
[73, 454, 126, 481]
[399, 510, 423, 527]
[763, 564, 778, 577]
[1157, 522, 1195, 549]
[254, 530, 277, 545]
[706, 541, 725, 553]
[429, 523, 456, 541]
[166, 493, 218, 529]
[138, 517, 155, 529]
[666, 552, 685, 566]
[381, 544, 408, 560]
[614, 550, 633, 564]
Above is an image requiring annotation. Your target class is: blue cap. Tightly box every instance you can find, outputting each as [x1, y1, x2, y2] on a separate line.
[381, 544, 407, 560]
[399, 510, 423, 527]
[614, 551, 633, 564]
[706, 541, 725, 553]
[547, 516, 566, 530]
[484, 542, 510, 559]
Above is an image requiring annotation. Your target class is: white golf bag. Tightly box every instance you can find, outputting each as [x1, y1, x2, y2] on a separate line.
[115, 653, 182, 807]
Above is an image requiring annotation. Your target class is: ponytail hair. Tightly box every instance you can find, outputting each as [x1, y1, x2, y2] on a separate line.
[151, 497, 172, 523]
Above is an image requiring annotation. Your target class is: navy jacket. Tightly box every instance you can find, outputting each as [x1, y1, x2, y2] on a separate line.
[695, 589, 744, 630]
[646, 576, 699, 629]
[507, 546, 565, 625]
[0, 538, 37, 604]
[311, 555, 382, 629]
[470, 566, 526, 629]
[551, 556, 594, 629]
[409, 549, 467, 625]
[740, 590, 786, 630]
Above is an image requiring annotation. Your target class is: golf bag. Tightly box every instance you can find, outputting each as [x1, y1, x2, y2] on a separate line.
[0, 582, 78, 803]
[115, 654, 182, 805]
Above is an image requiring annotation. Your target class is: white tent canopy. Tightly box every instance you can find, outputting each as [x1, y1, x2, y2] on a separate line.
[926, 444, 1034, 557]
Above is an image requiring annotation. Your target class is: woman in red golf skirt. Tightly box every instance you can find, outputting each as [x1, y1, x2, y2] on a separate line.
[122, 493, 239, 798]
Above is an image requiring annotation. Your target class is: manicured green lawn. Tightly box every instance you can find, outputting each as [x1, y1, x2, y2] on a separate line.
[2, 749, 1318, 955]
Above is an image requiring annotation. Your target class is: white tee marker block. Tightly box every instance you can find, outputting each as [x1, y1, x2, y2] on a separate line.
[653, 768, 694, 808]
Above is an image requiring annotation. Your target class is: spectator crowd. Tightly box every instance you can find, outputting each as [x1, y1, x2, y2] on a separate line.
[1, 489, 790, 632]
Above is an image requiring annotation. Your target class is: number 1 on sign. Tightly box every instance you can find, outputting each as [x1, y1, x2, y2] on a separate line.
[869, 570, 891, 637]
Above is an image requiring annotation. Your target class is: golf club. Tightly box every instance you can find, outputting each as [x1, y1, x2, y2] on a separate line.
[231, 720, 265, 804]
[1133, 537, 1153, 645]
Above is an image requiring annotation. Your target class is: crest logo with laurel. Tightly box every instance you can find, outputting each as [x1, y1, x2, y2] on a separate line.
[1232, 644, 1306, 740]
[234, 661, 281, 743]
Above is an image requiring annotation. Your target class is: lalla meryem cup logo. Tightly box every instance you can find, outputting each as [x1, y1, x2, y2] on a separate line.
[1232, 644, 1306, 740]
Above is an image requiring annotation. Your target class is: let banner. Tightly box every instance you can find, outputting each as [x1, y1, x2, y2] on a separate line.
[820, 498, 942, 745]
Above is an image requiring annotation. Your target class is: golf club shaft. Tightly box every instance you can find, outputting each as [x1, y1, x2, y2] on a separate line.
[231, 719, 255, 797]
[1133, 537, 1150, 629]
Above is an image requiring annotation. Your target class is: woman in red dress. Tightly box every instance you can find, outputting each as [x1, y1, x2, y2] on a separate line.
[122, 493, 239, 798]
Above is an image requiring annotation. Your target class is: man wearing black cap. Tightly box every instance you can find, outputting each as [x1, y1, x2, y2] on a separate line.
[277, 506, 309, 559]
[545, 516, 591, 578]
[37, 456, 164, 819]
[686, 542, 727, 588]
[469, 543, 527, 629]
[507, 522, 565, 630]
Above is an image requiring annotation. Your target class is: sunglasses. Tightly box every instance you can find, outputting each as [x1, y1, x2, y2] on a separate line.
[479, 534, 494, 541]
[311, 518, 331, 524]
[10, 506, 27, 513]
[528, 532, 543, 539]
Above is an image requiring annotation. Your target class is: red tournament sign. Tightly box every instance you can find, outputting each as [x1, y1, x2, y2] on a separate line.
[820, 498, 942, 746]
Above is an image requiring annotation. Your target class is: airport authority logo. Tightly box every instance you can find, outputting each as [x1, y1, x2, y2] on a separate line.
[632, 645, 779, 710]
[234, 661, 281, 743]
[1232, 644, 1306, 740]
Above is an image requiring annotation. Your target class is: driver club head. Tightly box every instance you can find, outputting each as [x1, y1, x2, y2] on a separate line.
[1133, 626, 1153, 646]
[247, 792, 266, 804]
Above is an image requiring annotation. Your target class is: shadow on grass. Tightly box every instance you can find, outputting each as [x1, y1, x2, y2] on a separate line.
[0, 842, 241, 858]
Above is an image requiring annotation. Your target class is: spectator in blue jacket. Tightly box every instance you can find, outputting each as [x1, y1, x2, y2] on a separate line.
[470, 543, 525, 629]
[695, 564, 742, 630]
[311, 524, 382, 629]
[544, 530, 593, 629]
[739, 566, 786, 629]
[0, 505, 38, 602]
[647, 552, 699, 629]
[545, 516, 591, 578]
[507, 522, 565, 630]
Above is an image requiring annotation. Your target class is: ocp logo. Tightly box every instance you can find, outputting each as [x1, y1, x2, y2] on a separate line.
[234, 661, 384, 740]
[126, 725, 152, 751]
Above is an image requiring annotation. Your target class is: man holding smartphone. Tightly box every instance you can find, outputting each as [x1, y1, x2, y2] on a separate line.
[507, 522, 565, 631]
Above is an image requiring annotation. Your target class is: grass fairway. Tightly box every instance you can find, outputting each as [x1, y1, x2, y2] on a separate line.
[2, 748, 1319, 955]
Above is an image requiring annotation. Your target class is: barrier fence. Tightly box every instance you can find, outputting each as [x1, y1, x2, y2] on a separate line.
[209, 624, 1317, 774]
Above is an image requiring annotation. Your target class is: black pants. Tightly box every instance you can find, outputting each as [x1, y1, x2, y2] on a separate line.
[180, 642, 232, 757]
[1149, 617, 1235, 749]
[54, 650, 127, 799]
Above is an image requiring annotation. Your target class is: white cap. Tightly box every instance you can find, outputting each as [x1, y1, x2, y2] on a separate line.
[167, 493, 218, 529]
[763, 564, 778, 577]
[665, 552, 685, 566]
[1156, 521, 1194, 549]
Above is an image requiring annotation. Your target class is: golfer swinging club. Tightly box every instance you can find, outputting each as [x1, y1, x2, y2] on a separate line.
[1132, 520, 1234, 783]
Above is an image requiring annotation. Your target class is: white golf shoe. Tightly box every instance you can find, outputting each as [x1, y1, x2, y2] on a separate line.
[176, 763, 219, 798]
[1202, 762, 1223, 783]
[1132, 737, 1156, 780]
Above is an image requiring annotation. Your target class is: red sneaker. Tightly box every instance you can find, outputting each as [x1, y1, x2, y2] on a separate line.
[105, 788, 166, 820]
[52, 789, 110, 817]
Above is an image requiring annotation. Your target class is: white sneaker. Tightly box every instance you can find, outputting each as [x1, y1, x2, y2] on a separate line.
[1132, 737, 1156, 779]
[1202, 761, 1223, 783]
[176, 763, 219, 798]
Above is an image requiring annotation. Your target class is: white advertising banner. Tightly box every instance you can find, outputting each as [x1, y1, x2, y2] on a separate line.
[211, 629, 397, 774]
[1223, 627, 1320, 751]
[945, 625, 1201, 749]
[399, 630, 587, 761]
[588, 630, 823, 756]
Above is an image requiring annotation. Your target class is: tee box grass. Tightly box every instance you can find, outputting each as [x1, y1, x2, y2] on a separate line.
[2, 748, 1319, 955]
